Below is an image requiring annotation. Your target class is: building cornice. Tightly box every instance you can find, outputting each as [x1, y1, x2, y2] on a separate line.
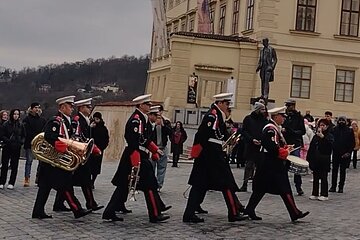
[194, 64, 233, 73]
[171, 32, 258, 43]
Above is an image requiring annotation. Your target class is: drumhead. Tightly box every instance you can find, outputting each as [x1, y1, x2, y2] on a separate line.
[287, 155, 309, 167]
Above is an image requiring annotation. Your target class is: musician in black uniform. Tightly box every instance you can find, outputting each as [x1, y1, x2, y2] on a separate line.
[32, 96, 92, 219]
[244, 106, 309, 222]
[53, 98, 103, 211]
[183, 93, 247, 223]
[102, 94, 171, 222]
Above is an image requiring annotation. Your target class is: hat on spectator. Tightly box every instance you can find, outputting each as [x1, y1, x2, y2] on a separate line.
[93, 112, 102, 119]
[30, 102, 40, 109]
[284, 98, 296, 105]
[132, 94, 152, 105]
[254, 102, 265, 111]
[56, 96, 75, 105]
[338, 115, 347, 122]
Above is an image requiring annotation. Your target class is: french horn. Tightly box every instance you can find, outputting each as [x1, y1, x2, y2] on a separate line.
[31, 133, 94, 172]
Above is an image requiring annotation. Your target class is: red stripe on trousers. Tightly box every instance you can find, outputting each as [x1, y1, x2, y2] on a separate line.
[286, 193, 300, 215]
[148, 190, 158, 217]
[226, 189, 237, 216]
[64, 191, 78, 211]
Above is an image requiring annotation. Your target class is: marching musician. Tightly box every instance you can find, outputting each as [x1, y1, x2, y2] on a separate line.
[102, 94, 171, 222]
[183, 93, 247, 223]
[52, 98, 103, 212]
[32, 96, 92, 219]
[244, 106, 309, 222]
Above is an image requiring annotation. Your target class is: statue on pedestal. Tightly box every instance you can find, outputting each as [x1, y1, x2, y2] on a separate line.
[256, 38, 277, 102]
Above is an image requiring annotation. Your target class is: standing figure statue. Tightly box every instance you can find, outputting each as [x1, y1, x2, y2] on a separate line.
[256, 38, 277, 101]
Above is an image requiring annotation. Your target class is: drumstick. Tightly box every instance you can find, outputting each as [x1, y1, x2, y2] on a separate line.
[289, 146, 301, 153]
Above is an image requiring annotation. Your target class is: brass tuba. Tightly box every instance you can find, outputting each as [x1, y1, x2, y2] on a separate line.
[31, 133, 94, 172]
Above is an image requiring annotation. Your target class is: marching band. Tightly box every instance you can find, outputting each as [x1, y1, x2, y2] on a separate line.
[27, 92, 310, 224]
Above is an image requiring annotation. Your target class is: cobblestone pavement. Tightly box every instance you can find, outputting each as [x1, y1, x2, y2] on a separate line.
[0, 160, 360, 239]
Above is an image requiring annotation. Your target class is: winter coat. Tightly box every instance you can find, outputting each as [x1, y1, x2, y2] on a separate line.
[307, 131, 334, 172]
[170, 128, 187, 154]
[23, 113, 46, 149]
[1, 120, 25, 150]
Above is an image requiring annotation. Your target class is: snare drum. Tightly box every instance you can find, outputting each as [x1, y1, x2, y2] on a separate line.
[287, 155, 309, 175]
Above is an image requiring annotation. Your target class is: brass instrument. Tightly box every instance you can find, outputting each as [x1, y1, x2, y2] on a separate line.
[222, 131, 241, 154]
[31, 133, 94, 172]
[128, 163, 141, 201]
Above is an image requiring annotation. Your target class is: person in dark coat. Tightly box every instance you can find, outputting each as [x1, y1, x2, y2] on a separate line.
[245, 106, 309, 222]
[239, 102, 267, 192]
[307, 118, 334, 201]
[282, 99, 306, 195]
[89, 112, 109, 187]
[329, 116, 355, 193]
[170, 121, 187, 167]
[32, 96, 92, 219]
[0, 109, 25, 189]
[102, 94, 170, 223]
[22, 102, 46, 187]
[183, 93, 247, 223]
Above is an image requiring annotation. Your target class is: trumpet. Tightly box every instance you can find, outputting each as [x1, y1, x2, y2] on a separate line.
[128, 163, 141, 201]
[222, 131, 241, 154]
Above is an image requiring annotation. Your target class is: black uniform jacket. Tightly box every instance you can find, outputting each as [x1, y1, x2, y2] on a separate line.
[111, 109, 158, 191]
[72, 113, 92, 186]
[188, 104, 239, 191]
[252, 120, 292, 195]
[39, 111, 74, 189]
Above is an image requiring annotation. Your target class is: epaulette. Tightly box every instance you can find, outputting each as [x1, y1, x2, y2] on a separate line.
[133, 114, 140, 119]
[52, 116, 62, 124]
[211, 109, 217, 115]
[73, 115, 80, 121]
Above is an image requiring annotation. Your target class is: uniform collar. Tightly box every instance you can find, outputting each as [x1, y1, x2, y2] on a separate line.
[214, 104, 226, 121]
[136, 108, 148, 122]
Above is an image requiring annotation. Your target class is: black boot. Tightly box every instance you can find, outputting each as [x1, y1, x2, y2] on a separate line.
[228, 214, 248, 222]
[53, 204, 71, 212]
[102, 213, 124, 222]
[291, 211, 310, 222]
[74, 209, 92, 219]
[244, 209, 262, 220]
[116, 204, 132, 214]
[150, 214, 170, 223]
[183, 214, 204, 223]
[195, 206, 208, 214]
[32, 212, 53, 219]
[329, 186, 336, 192]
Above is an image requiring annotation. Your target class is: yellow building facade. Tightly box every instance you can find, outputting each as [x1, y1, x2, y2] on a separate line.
[147, 0, 360, 123]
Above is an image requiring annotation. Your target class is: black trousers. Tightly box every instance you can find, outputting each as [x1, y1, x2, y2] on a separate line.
[183, 185, 239, 219]
[331, 158, 348, 189]
[246, 190, 301, 221]
[33, 185, 83, 216]
[103, 186, 164, 220]
[172, 153, 180, 166]
[0, 146, 21, 185]
[242, 159, 256, 185]
[352, 150, 358, 168]
[312, 171, 328, 197]
[53, 184, 98, 209]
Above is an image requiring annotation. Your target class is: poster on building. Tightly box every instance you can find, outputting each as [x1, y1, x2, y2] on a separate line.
[226, 78, 236, 107]
[187, 75, 198, 104]
[197, 0, 211, 33]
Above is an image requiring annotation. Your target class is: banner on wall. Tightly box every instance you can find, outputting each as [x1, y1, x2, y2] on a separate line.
[226, 78, 236, 107]
[197, 0, 211, 33]
[187, 74, 199, 104]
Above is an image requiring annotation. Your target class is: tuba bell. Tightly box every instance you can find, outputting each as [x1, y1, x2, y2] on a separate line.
[31, 133, 94, 172]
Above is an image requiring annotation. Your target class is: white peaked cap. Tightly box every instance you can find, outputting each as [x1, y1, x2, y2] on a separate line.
[268, 106, 287, 115]
[213, 92, 233, 101]
[149, 105, 160, 114]
[56, 95, 75, 105]
[132, 94, 152, 104]
[74, 98, 93, 107]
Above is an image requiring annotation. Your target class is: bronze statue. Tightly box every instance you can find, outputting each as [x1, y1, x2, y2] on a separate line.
[256, 38, 277, 101]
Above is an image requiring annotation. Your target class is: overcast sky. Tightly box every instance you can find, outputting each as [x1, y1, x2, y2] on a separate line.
[0, 0, 152, 70]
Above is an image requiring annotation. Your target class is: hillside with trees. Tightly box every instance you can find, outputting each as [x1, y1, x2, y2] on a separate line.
[0, 55, 149, 118]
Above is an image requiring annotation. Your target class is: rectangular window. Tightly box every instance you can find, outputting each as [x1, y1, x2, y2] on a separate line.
[173, 21, 179, 32]
[210, 6, 215, 33]
[291, 65, 311, 99]
[335, 69, 355, 102]
[340, 0, 360, 36]
[296, 0, 317, 32]
[188, 14, 195, 32]
[181, 18, 187, 31]
[232, 0, 240, 34]
[246, 0, 255, 30]
[219, 5, 226, 35]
